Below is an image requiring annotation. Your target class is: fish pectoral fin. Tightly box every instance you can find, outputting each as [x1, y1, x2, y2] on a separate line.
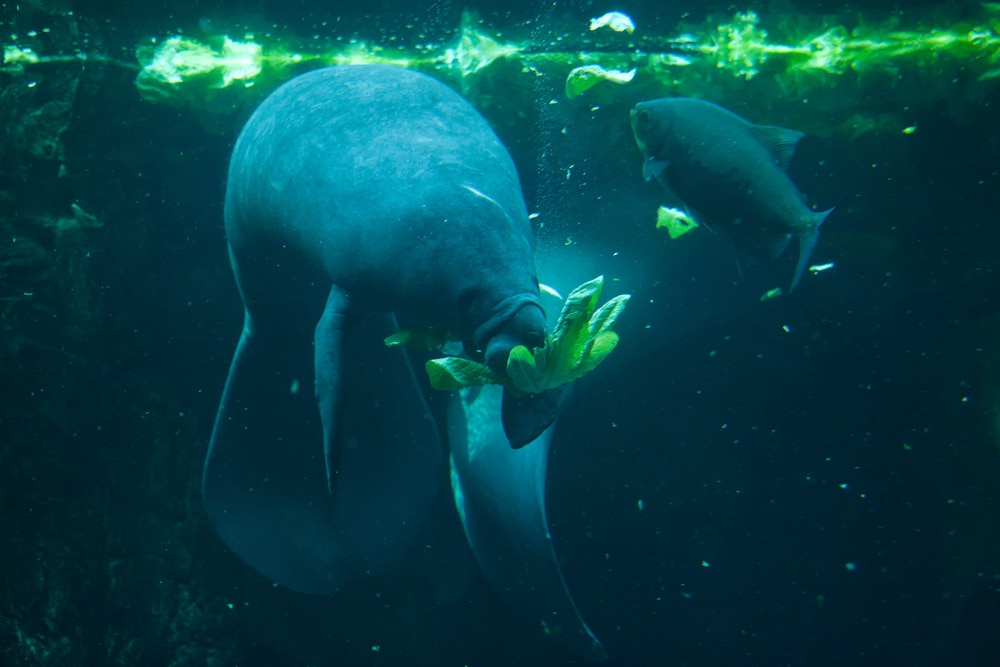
[692, 209, 718, 235]
[754, 124, 805, 170]
[642, 156, 670, 182]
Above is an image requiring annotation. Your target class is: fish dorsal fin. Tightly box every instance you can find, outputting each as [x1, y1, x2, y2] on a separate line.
[753, 124, 804, 171]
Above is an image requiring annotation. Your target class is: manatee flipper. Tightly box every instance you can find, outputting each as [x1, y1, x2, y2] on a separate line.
[204, 304, 441, 594]
[331, 313, 442, 573]
[448, 385, 606, 661]
[314, 285, 350, 487]
[501, 386, 565, 449]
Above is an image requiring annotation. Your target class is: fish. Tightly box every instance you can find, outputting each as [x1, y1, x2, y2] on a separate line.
[630, 97, 832, 291]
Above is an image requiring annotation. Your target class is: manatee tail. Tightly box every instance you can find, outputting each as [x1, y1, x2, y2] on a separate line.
[790, 207, 833, 292]
[449, 385, 606, 662]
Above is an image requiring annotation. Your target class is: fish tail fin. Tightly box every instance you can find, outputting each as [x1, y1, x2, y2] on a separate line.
[789, 208, 832, 292]
[816, 207, 835, 225]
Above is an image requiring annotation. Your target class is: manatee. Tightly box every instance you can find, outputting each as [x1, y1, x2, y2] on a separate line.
[203, 65, 601, 659]
[631, 97, 832, 291]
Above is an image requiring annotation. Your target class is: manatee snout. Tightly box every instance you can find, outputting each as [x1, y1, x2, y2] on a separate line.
[480, 302, 563, 449]
[483, 303, 546, 376]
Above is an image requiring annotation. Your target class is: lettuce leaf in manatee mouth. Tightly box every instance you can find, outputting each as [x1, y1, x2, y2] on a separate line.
[386, 276, 630, 396]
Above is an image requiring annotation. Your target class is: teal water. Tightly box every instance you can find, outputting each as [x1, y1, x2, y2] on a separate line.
[1, 1, 998, 665]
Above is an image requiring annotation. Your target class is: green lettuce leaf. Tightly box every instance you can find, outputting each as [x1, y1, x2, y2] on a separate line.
[414, 276, 629, 396]
[564, 65, 637, 98]
[425, 356, 509, 391]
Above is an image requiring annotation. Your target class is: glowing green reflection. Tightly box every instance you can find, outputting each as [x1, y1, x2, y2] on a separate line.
[4, 6, 1000, 129]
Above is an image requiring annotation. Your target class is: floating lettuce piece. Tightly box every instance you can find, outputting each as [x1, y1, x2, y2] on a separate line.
[135, 35, 313, 116]
[564, 65, 636, 98]
[589, 12, 636, 34]
[422, 276, 630, 396]
[760, 287, 784, 302]
[425, 356, 507, 392]
[656, 205, 699, 239]
[137, 36, 265, 91]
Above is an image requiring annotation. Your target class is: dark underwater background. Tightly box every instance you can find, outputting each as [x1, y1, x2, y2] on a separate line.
[2, 0, 999, 665]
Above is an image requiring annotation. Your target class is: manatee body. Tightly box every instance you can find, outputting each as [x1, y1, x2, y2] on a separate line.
[226, 65, 546, 368]
[631, 97, 831, 291]
[205, 65, 548, 594]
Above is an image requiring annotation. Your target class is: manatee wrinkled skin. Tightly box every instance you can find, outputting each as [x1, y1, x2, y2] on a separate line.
[226, 65, 546, 364]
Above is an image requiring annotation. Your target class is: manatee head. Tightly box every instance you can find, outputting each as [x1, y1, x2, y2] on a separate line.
[468, 292, 561, 448]
[483, 302, 546, 376]
[471, 292, 546, 376]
